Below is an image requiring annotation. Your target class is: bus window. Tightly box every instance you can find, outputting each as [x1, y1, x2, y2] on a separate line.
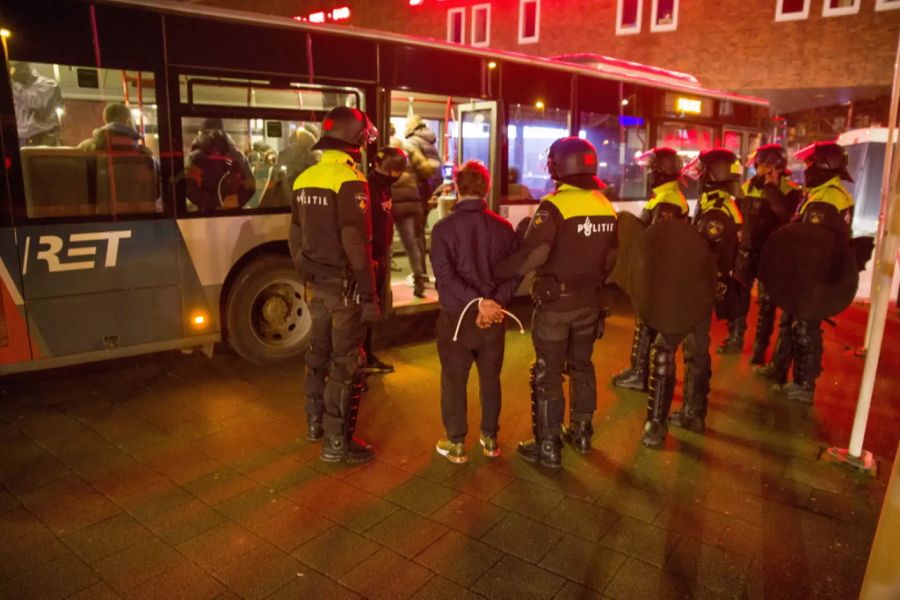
[508, 104, 570, 198]
[579, 111, 648, 200]
[10, 62, 161, 218]
[181, 117, 321, 212]
[179, 76, 358, 111]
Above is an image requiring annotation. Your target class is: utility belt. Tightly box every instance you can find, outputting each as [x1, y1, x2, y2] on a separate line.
[300, 256, 361, 305]
[532, 274, 604, 309]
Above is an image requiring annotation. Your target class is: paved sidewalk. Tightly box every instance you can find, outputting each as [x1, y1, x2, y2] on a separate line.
[0, 300, 896, 599]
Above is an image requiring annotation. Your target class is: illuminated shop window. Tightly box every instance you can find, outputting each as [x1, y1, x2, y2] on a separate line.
[519, 0, 540, 45]
[650, 0, 678, 32]
[822, 0, 859, 17]
[616, 0, 642, 35]
[775, 0, 811, 21]
[447, 8, 465, 44]
[876, 0, 900, 11]
[471, 4, 490, 47]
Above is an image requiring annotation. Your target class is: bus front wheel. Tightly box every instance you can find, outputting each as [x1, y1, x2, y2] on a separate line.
[226, 255, 311, 365]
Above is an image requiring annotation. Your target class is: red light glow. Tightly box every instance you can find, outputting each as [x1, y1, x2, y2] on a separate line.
[409, 0, 424, 5]
[332, 6, 350, 20]
[309, 11, 325, 23]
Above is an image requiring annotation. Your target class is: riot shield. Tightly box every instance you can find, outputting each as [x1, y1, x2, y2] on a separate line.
[631, 219, 717, 335]
[758, 223, 859, 321]
[610, 211, 647, 295]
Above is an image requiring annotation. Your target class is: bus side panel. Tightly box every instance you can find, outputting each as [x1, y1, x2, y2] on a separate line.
[18, 220, 181, 358]
[26, 286, 181, 357]
[0, 229, 32, 365]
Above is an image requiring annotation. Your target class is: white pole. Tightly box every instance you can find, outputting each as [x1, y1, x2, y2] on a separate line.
[848, 142, 900, 458]
[862, 33, 900, 351]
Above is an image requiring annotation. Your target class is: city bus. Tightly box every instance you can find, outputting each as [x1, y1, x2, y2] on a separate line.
[0, 0, 770, 373]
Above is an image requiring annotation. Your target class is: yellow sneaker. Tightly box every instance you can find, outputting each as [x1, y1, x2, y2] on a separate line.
[479, 434, 501, 458]
[435, 439, 467, 464]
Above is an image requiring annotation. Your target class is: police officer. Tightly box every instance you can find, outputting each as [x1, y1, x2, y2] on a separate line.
[766, 141, 855, 403]
[363, 146, 408, 374]
[719, 144, 802, 359]
[612, 147, 688, 391]
[289, 106, 380, 464]
[495, 137, 617, 469]
[642, 149, 743, 448]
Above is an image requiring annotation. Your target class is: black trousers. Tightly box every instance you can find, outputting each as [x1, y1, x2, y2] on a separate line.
[303, 280, 365, 437]
[436, 308, 505, 443]
[394, 202, 427, 280]
[771, 313, 823, 387]
[532, 306, 601, 435]
[646, 309, 712, 420]
[363, 258, 389, 358]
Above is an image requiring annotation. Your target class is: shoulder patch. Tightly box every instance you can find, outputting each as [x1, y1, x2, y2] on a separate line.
[355, 192, 368, 212]
[533, 208, 550, 227]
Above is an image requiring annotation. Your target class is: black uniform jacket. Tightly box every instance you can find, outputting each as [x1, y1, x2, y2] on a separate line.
[739, 175, 802, 252]
[496, 183, 617, 310]
[367, 170, 395, 263]
[289, 149, 376, 298]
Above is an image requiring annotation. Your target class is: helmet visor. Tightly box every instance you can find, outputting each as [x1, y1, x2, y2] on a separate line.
[681, 155, 703, 181]
[793, 143, 817, 164]
[359, 115, 378, 146]
[635, 149, 656, 168]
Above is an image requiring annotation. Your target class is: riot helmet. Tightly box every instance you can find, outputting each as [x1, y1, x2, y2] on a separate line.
[795, 141, 853, 188]
[749, 143, 788, 172]
[312, 106, 378, 160]
[547, 137, 598, 181]
[636, 147, 683, 188]
[683, 148, 742, 191]
[374, 146, 408, 178]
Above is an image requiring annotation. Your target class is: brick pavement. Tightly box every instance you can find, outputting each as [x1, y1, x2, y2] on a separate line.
[0, 300, 896, 599]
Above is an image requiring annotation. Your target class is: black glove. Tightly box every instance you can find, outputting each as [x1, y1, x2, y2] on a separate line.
[595, 307, 611, 340]
[361, 300, 381, 323]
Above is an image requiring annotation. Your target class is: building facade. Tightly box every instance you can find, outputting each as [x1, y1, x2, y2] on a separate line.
[184, 0, 900, 139]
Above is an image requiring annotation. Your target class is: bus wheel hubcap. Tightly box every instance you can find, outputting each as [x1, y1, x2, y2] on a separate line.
[250, 280, 310, 348]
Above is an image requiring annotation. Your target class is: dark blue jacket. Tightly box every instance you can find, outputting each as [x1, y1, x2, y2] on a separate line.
[430, 198, 520, 312]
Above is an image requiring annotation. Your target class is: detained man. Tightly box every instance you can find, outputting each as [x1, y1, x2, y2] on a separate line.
[429, 161, 519, 464]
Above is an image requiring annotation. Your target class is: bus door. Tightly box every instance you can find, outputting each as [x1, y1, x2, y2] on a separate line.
[457, 101, 500, 209]
[8, 62, 182, 364]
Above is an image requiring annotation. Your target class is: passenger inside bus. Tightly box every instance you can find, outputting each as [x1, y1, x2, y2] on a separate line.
[11, 62, 162, 217]
[185, 118, 255, 211]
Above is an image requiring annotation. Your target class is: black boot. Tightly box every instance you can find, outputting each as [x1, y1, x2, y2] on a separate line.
[517, 437, 562, 469]
[413, 275, 427, 298]
[669, 351, 708, 434]
[321, 435, 374, 463]
[561, 416, 593, 454]
[641, 344, 674, 449]
[612, 321, 651, 391]
[364, 354, 394, 374]
[789, 319, 821, 405]
[717, 320, 745, 354]
[307, 416, 323, 441]
[319, 378, 374, 464]
[518, 362, 562, 469]
[750, 294, 776, 365]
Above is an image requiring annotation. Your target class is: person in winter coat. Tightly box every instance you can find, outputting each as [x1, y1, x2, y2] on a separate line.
[185, 118, 255, 211]
[390, 119, 439, 297]
[78, 103, 152, 156]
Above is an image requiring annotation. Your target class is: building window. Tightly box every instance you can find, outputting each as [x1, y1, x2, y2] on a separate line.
[823, 0, 860, 16]
[447, 8, 465, 44]
[775, 0, 811, 21]
[616, 0, 642, 35]
[519, 0, 540, 44]
[877, 0, 900, 11]
[471, 4, 490, 47]
[650, 0, 678, 32]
